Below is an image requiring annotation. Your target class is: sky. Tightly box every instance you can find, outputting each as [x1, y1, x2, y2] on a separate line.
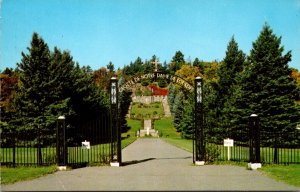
[1, 0, 300, 71]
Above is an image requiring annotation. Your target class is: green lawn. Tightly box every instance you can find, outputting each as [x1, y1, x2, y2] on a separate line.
[154, 117, 181, 138]
[1, 166, 57, 184]
[130, 102, 164, 118]
[260, 164, 300, 187]
[1, 147, 56, 165]
[125, 118, 143, 135]
[121, 118, 142, 147]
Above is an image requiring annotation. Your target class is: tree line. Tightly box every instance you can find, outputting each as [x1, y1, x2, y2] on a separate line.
[1, 24, 300, 144]
[120, 24, 300, 141]
[170, 24, 300, 142]
[1, 33, 110, 145]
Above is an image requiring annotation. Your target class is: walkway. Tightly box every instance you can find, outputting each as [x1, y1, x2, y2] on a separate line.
[2, 138, 298, 191]
[162, 96, 171, 117]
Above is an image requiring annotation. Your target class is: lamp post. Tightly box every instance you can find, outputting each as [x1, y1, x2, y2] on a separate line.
[194, 77, 205, 165]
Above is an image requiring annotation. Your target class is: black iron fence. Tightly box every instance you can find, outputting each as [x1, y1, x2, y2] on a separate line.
[2, 113, 299, 166]
[1, 130, 56, 166]
[1, 114, 114, 167]
[206, 129, 300, 164]
[67, 114, 113, 166]
[259, 130, 300, 164]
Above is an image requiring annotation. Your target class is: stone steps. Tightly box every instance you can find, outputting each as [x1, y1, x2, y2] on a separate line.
[139, 129, 159, 137]
[162, 98, 171, 117]
[137, 119, 159, 137]
[129, 96, 171, 137]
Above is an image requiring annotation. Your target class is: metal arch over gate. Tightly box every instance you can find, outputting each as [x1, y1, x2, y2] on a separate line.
[109, 72, 205, 166]
[119, 72, 194, 93]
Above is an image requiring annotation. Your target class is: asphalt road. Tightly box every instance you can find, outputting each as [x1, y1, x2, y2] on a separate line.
[2, 138, 298, 191]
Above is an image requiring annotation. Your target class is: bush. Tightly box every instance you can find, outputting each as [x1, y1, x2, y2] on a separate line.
[136, 114, 142, 119]
[144, 90, 152, 96]
[141, 79, 150, 86]
[130, 113, 135, 118]
[135, 89, 142, 96]
[44, 153, 56, 164]
[205, 144, 220, 164]
[158, 79, 167, 88]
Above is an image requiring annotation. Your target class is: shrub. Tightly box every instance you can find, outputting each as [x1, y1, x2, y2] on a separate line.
[141, 79, 150, 86]
[205, 144, 220, 164]
[135, 89, 142, 96]
[44, 153, 56, 164]
[158, 79, 167, 88]
[144, 90, 152, 96]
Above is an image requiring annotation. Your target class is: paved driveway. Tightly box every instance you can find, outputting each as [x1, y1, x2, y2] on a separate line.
[2, 138, 298, 191]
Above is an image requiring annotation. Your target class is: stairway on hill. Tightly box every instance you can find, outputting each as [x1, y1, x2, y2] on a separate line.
[162, 97, 171, 117]
[139, 119, 159, 137]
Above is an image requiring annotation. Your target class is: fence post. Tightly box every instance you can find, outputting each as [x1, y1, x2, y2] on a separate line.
[12, 141, 16, 167]
[273, 131, 278, 164]
[248, 114, 261, 169]
[37, 126, 43, 166]
[37, 145, 42, 165]
[110, 77, 121, 167]
[194, 77, 205, 165]
[56, 116, 67, 170]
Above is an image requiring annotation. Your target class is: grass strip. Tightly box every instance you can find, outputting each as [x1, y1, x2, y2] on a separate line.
[1, 166, 57, 184]
[260, 164, 300, 187]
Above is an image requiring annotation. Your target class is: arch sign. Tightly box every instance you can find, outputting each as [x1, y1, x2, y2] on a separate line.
[110, 73, 205, 166]
[119, 72, 194, 93]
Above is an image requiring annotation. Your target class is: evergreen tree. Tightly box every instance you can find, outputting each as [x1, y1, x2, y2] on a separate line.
[180, 97, 194, 139]
[218, 36, 245, 103]
[107, 61, 114, 73]
[193, 57, 204, 73]
[169, 51, 185, 74]
[143, 59, 153, 73]
[168, 84, 176, 113]
[172, 92, 184, 132]
[236, 24, 300, 137]
[123, 57, 144, 76]
[168, 84, 182, 132]
[217, 36, 246, 136]
[172, 51, 185, 63]
[15, 32, 54, 141]
[149, 55, 159, 72]
[161, 61, 168, 73]
[203, 80, 221, 142]
[119, 90, 132, 133]
[13, 33, 109, 146]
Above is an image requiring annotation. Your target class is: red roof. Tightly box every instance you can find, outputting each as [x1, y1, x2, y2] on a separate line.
[148, 85, 168, 96]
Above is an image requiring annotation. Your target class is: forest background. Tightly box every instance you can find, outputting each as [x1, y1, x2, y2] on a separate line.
[1, 24, 300, 143]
